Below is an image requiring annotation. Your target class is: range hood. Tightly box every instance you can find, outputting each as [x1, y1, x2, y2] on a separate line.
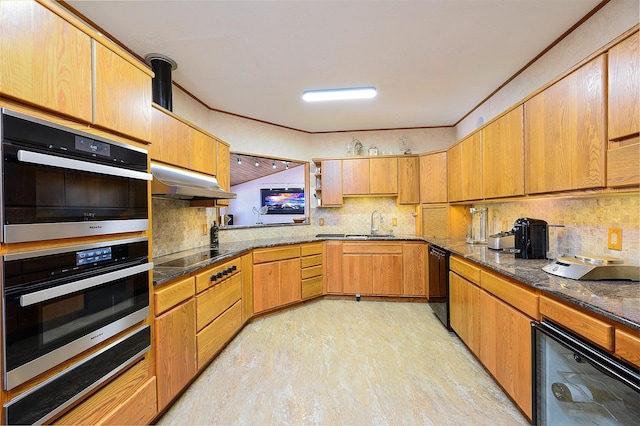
[151, 162, 236, 200]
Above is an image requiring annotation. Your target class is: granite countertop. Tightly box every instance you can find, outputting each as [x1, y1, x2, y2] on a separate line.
[153, 235, 639, 330]
[426, 237, 639, 331]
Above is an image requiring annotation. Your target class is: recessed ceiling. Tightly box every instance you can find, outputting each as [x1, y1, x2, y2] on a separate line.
[66, 0, 603, 133]
[230, 153, 305, 187]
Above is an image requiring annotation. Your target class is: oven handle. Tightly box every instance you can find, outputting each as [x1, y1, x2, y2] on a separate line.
[19, 262, 154, 307]
[16, 149, 153, 181]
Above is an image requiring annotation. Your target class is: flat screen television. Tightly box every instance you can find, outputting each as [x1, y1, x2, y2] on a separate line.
[260, 188, 305, 214]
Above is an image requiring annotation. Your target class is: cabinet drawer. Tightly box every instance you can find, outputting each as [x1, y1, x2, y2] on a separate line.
[195, 257, 242, 294]
[450, 256, 481, 284]
[615, 328, 640, 368]
[154, 276, 195, 315]
[301, 254, 322, 269]
[342, 242, 402, 254]
[481, 271, 539, 319]
[301, 265, 323, 280]
[540, 296, 614, 351]
[302, 276, 323, 299]
[253, 245, 300, 264]
[196, 273, 241, 331]
[197, 300, 242, 370]
[301, 243, 323, 257]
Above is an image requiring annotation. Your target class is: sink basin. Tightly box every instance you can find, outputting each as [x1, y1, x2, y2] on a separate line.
[345, 234, 395, 239]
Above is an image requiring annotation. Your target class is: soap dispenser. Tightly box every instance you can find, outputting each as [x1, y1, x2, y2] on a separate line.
[210, 221, 219, 248]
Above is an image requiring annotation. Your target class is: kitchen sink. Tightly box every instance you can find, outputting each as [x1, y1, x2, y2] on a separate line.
[345, 234, 395, 239]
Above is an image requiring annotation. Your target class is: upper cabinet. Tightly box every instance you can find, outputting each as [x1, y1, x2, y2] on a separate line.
[0, 1, 92, 122]
[215, 141, 230, 207]
[524, 55, 606, 194]
[93, 42, 152, 142]
[607, 31, 639, 188]
[342, 158, 370, 195]
[482, 106, 524, 199]
[608, 32, 639, 142]
[448, 132, 482, 202]
[370, 157, 398, 194]
[420, 151, 447, 204]
[314, 159, 343, 207]
[397, 156, 420, 205]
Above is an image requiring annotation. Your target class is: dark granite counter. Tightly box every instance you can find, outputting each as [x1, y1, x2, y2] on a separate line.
[425, 237, 640, 331]
[153, 235, 639, 330]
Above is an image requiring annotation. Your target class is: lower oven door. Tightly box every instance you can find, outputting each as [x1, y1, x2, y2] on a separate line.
[532, 321, 640, 425]
[2, 262, 152, 390]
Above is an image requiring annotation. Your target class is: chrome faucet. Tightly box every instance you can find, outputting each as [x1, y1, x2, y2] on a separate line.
[370, 210, 383, 235]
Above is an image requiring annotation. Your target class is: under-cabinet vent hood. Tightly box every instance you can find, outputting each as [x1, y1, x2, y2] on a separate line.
[151, 162, 236, 200]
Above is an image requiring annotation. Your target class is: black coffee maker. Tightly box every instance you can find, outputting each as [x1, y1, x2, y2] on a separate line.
[513, 218, 548, 259]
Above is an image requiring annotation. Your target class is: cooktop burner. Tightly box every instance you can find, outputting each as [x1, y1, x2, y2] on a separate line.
[156, 248, 228, 268]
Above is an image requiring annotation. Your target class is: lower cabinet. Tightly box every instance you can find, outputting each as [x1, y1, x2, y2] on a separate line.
[402, 242, 427, 296]
[253, 245, 302, 313]
[449, 270, 481, 355]
[342, 242, 403, 295]
[301, 242, 324, 299]
[324, 241, 343, 294]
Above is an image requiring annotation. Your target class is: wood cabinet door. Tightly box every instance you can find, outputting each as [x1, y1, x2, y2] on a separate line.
[480, 291, 532, 419]
[93, 42, 152, 142]
[325, 241, 343, 293]
[447, 143, 463, 202]
[608, 32, 639, 141]
[155, 299, 197, 412]
[0, 1, 92, 122]
[342, 158, 369, 195]
[397, 156, 420, 204]
[372, 254, 403, 295]
[524, 55, 605, 194]
[449, 272, 480, 355]
[460, 132, 482, 200]
[342, 254, 373, 294]
[370, 157, 398, 194]
[320, 160, 343, 206]
[482, 106, 524, 198]
[189, 128, 216, 176]
[278, 258, 301, 306]
[215, 141, 231, 207]
[420, 152, 447, 203]
[403, 243, 426, 296]
[252, 262, 280, 313]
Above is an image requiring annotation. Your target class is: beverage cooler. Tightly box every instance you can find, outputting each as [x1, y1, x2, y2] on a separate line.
[532, 321, 640, 425]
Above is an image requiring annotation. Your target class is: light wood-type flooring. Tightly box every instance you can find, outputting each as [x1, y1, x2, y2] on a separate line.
[157, 299, 529, 425]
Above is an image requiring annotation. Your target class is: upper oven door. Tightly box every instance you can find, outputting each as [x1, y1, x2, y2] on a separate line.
[0, 109, 152, 243]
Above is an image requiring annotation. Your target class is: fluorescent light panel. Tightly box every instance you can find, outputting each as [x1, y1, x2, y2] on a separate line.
[302, 87, 376, 102]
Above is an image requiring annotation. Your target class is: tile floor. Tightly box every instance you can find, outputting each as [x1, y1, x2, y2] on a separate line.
[157, 299, 529, 425]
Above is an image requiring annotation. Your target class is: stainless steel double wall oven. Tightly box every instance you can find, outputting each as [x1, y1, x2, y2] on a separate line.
[0, 109, 153, 425]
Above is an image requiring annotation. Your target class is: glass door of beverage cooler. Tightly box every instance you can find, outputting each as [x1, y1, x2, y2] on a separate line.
[532, 321, 640, 425]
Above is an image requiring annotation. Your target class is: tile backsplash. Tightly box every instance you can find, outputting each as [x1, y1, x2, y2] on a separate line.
[474, 194, 639, 265]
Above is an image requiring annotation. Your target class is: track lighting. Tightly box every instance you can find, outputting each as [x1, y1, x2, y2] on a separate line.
[272, 161, 277, 169]
[285, 162, 289, 170]
[254, 159, 259, 167]
[236, 157, 242, 164]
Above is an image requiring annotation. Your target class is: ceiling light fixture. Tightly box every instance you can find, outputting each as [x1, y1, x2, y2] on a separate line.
[236, 157, 242, 164]
[302, 86, 377, 102]
[254, 159, 259, 167]
[285, 162, 289, 170]
[272, 162, 277, 169]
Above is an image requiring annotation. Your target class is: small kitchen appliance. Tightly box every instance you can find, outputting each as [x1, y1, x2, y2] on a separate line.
[513, 218, 548, 259]
[543, 254, 640, 281]
[488, 231, 515, 250]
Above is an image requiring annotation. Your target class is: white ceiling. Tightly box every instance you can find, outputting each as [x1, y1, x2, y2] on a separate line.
[67, 0, 603, 133]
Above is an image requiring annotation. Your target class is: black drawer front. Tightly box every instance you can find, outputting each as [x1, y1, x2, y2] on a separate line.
[4, 326, 150, 425]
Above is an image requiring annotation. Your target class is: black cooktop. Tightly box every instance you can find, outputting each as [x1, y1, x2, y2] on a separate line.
[156, 249, 226, 268]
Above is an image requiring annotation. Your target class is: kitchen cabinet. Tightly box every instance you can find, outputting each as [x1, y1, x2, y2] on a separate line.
[342, 158, 370, 195]
[524, 55, 605, 194]
[370, 157, 398, 194]
[154, 276, 197, 412]
[607, 32, 639, 188]
[482, 106, 524, 199]
[93, 41, 152, 142]
[189, 126, 217, 176]
[402, 242, 427, 296]
[342, 242, 403, 295]
[324, 240, 343, 293]
[301, 242, 324, 299]
[241, 253, 254, 324]
[397, 156, 420, 204]
[0, 1, 93, 122]
[608, 32, 639, 142]
[449, 256, 481, 355]
[150, 104, 190, 168]
[421, 204, 470, 239]
[419, 151, 447, 204]
[448, 132, 482, 202]
[314, 159, 343, 207]
[215, 140, 231, 207]
[253, 245, 301, 313]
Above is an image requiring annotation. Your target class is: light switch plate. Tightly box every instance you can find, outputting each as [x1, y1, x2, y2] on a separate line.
[608, 228, 622, 250]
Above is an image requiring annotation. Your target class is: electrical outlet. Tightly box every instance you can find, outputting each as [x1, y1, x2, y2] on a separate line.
[392, 217, 398, 226]
[608, 228, 622, 250]
[202, 223, 208, 236]
[319, 218, 324, 226]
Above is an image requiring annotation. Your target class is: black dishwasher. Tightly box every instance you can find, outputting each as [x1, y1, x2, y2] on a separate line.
[428, 244, 449, 329]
